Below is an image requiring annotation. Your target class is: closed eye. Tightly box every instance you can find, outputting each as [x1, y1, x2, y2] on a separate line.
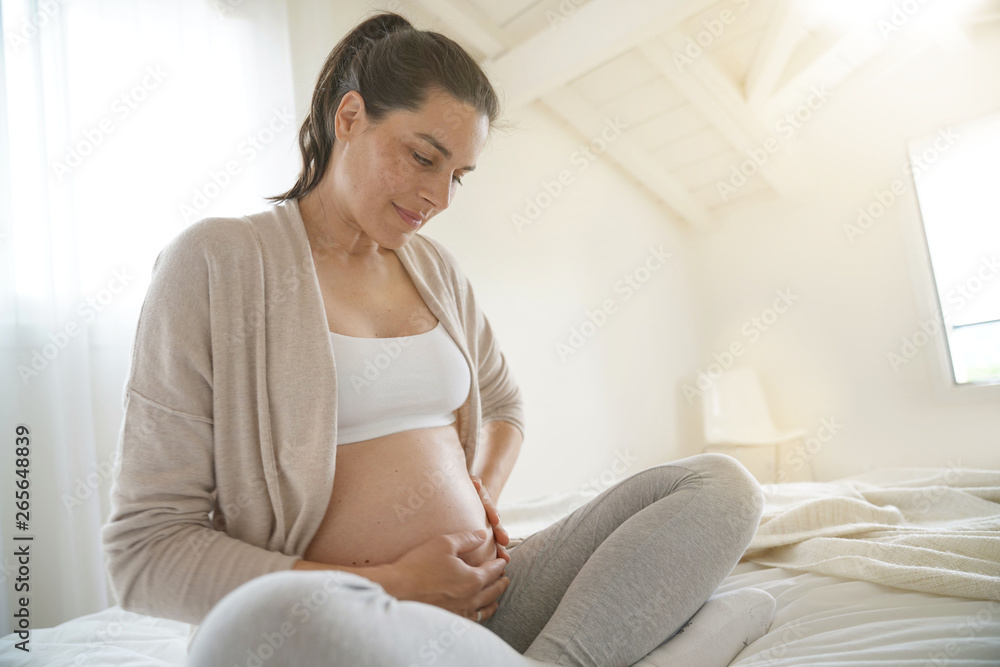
[412, 151, 464, 186]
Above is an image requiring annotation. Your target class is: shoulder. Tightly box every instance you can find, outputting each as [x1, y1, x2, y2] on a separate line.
[155, 215, 260, 272]
[405, 232, 467, 287]
[167, 215, 257, 257]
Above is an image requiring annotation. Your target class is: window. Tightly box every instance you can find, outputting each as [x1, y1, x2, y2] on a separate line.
[909, 112, 1000, 386]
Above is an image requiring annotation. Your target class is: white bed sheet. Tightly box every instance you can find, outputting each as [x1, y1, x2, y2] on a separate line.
[722, 562, 999, 665]
[0, 606, 189, 666]
[2, 467, 998, 666]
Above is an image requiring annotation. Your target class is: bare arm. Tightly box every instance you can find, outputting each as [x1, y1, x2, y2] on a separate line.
[471, 420, 523, 502]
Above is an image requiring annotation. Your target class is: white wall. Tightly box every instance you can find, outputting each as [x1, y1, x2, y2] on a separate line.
[687, 21, 1000, 481]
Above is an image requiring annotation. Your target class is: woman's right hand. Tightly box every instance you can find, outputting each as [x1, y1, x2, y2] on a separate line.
[382, 528, 511, 623]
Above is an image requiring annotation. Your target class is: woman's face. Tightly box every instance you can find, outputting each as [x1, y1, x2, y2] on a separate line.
[328, 88, 488, 248]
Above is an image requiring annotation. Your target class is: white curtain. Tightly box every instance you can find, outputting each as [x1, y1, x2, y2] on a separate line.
[0, 0, 298, 634]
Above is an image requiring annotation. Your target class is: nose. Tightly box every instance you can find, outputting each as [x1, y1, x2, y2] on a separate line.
[420, 172, 455, 212]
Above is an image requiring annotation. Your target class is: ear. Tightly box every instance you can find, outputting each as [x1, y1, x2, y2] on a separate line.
[335, 90, 368, 142]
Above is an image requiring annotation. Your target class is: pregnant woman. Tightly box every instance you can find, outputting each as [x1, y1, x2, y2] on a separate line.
[102, 10, 768, 667]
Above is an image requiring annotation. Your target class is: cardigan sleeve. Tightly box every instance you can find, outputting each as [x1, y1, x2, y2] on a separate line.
[101, 220, 299, 625]
[422, 236, 526, 441]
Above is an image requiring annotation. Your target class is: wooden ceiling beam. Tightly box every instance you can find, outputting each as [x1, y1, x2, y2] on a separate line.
[644, 34, 804, 199]
[485, 0, 719, 110]
[540, 84, 715, 231]
[744, 0, 806, 107]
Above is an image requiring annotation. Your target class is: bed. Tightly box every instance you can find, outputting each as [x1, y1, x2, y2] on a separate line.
[2, 465, 998, 666]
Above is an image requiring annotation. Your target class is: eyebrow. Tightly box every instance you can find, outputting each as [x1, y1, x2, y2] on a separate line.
[416, 132, 476, 172]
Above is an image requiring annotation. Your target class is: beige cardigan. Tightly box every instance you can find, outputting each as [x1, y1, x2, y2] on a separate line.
[100, 198, 525, 636]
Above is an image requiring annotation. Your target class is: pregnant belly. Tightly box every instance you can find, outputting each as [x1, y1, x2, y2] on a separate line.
[302, 424, 497, 569]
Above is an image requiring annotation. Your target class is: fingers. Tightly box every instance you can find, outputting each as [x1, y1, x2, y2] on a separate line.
[472, 478, 494, 504]
[471, 478, 496, 509]
[472, 576, 510, 621]
[475, 599, 501, 624]
[496, 541, 510, 563]
[485, 504, 500, 526]
[471, 478, 510, 545]
[471, 476, 485, 499]
[451, 529, 489, 554]
[473, 556, 507, 589]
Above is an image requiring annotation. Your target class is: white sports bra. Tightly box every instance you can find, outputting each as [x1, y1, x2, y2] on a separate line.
[328, 321, 472, 445]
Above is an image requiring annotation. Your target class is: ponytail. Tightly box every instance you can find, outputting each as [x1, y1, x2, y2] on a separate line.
[267, 10, 508, 204]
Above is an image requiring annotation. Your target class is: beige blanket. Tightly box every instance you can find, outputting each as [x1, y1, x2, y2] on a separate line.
[740, 465, 1000, 601]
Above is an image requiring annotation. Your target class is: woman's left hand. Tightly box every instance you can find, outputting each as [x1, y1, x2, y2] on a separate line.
[470, 475, 511, 564]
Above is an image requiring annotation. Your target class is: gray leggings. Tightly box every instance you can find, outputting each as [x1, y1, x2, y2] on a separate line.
[187, 452, 764, 667]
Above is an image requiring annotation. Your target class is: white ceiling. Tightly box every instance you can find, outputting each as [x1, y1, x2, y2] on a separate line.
[402, 0, 1000, 231]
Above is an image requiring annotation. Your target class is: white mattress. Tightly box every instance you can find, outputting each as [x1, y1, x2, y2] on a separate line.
[2, 468, 998, 666]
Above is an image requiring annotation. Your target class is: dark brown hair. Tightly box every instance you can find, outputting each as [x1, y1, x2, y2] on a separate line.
[267, 10, 511, 204]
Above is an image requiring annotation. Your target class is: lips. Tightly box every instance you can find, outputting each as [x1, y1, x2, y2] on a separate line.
[394, 204, 423, 228]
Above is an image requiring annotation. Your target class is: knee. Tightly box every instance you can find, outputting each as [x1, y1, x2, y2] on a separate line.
[189, 570, 387, 665]
[690, 452, 765, 522]
[640, 453, 764, 522]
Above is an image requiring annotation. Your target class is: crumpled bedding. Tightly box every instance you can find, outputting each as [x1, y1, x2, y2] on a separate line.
[740, 466, 1000, 601]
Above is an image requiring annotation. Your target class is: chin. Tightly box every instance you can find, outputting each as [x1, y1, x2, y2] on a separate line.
[380, 232, 415, 250]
